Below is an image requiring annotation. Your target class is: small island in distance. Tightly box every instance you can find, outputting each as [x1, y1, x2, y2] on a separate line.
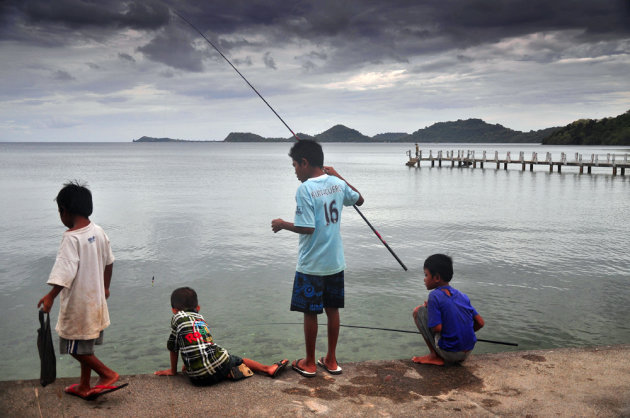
[133, 109, 630, 145]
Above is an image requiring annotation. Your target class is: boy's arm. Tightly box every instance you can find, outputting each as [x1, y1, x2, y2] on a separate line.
[37, 284, 64, 313]
[155, 351, 179, 376]
[424, 299, 443, 333]
[271, 219, 314, 234]
[323, 166, 364, 206]
[430, 324, 443, 333]
[104, 263, 113, 299]
[473, 314, 485, 331]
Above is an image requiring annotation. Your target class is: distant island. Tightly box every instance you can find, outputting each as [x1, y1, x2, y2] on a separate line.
[132, 136, 213, 143]
[133, 109, 630, 145]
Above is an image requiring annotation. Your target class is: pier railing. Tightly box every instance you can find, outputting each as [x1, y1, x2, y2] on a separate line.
[406, 147, 629, 176]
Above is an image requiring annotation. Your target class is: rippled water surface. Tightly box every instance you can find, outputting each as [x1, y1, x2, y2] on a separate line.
[1, 142, 629, 381]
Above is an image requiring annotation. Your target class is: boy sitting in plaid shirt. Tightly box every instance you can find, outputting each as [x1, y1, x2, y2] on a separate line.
[155, 287, 288, 385]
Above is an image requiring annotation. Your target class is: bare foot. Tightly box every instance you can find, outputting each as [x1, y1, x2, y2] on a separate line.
[412, 354, 445, 366]
[65, 383, 92, 398]
[95, 371, 119, 387]
[268, 359, 289, 377]
[293, 358, 316, 374]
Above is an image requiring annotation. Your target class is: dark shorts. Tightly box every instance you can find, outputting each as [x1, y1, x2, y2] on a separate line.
[189, 354, 243, 386]
[290, 271, 344, 314]
[59, 331, 104, 355]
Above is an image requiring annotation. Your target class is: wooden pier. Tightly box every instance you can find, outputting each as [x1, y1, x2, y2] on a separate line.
[406, 145, 629, 176]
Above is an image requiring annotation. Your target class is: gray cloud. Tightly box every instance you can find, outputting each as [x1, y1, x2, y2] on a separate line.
[1, 0, 628, 141]
[3, 0, 628, 70]
[263, 51, 277, 69]
[52, 69, 75, 81]
[233, 56, 253, 66]
[302, 60, 317, 72]
[10, 0, 169, 30]
[136, 25, 208, 72]
[118, 53, 136, 63]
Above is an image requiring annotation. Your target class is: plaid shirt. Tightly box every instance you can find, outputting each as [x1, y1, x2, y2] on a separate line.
[167, 311, 230, 379]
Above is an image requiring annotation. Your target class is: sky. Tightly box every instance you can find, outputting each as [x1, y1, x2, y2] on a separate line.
[1, 0, 629, 142]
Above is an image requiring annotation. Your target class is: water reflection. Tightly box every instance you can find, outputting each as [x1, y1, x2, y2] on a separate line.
[0, 142, 628, 381]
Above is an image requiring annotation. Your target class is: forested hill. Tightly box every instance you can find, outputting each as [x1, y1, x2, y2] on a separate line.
[134, 111, 629, 144]
[222, 121, 559, 143]
[405, 119, 558, 143]
[542, 110, 630, 145]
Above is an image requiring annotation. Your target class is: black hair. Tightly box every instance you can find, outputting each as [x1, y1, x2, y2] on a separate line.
[423, 254, 454, 282]
[56, 180, 93, 218]
[288, 139, 324, 167]
[171, 287, 198, 311]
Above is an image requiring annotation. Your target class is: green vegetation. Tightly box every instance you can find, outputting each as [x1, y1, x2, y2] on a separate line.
[542, 110, 630, 145]
[314, 125, 373, 142]
[133, 110, 629, 144]
[372, 132, 408, 141]
[223, 132, 291, 142]
[405, 119, 557, 143]
[222, 121, 558, 143]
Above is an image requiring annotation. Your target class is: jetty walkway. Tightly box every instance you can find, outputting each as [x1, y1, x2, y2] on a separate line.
[406, 145, 630, 175]
[1, 345, 629, 417]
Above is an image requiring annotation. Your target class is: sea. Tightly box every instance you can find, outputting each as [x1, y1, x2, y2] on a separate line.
[1, 141, 629, 381]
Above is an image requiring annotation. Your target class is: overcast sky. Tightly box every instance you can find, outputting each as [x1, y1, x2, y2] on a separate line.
[1, 0, 629, 142]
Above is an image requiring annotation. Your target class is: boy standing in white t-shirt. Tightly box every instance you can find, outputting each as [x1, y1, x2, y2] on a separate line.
[272, 140, 364, 377]
[38, 181, 125, 400]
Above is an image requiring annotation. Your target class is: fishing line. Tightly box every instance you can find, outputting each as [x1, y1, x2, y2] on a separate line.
[173, 10, 408, 271]
[266, 322, 518, 346]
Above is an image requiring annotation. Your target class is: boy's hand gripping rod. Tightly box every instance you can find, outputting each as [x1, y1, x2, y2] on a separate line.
[175, 11, 408, 271]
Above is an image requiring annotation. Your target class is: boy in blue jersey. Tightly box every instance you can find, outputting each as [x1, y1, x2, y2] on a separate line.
[272, 140, 364, 377]
[412, 254, 485, 366]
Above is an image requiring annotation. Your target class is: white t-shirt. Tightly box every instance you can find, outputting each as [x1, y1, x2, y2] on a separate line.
[47, 222, 115, 340]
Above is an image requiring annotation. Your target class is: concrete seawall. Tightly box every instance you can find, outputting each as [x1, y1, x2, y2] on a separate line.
[1, 345, 629, 417]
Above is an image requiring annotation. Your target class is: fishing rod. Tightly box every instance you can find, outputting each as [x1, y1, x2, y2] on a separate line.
[268, 322, 518, 347]
[173, 11, 408, 271]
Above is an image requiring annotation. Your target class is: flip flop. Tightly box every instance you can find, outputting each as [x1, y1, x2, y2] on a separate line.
[292, 359, 316, 378]
[317, 357, 342, 375]
[86, 383, 129, 400]
[272, 359, 289, 378]
[64, 383, 91, 400]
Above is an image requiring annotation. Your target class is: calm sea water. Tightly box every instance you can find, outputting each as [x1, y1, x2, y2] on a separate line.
[1, 142, 629, 381]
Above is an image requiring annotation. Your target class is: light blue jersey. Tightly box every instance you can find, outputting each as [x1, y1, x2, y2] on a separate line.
[294, 174, 360, 275]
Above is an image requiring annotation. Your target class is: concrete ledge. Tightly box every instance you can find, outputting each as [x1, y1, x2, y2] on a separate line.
[2, 345, 629, 417]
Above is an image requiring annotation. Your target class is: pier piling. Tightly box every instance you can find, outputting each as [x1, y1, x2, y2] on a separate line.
[406, 146, 628, 176]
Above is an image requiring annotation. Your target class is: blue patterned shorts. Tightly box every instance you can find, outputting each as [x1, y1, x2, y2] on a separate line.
[290, 271, 344, 314]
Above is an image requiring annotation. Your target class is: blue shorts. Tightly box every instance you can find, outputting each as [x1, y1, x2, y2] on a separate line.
[290, 271, 344, 314]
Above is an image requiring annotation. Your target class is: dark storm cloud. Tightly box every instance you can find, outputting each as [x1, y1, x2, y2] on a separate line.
[136, 24, 209, 72]
[1, 0, 169, 32]
[2, 0, 629, 71]
[1, 1, 169, 49]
